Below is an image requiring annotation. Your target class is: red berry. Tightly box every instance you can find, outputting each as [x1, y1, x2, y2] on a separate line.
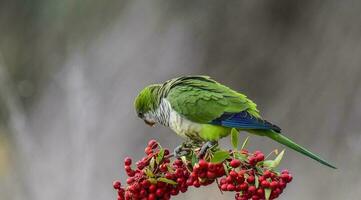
[270, 181, 279, 190]
[248, 157, 256, 166]
[275, 188, 282, 194]
[256, 154, 265, 162]
[235, 185, 241, 192]
[148, 193, 156, 200]
[140, 189, 147, 197]
[236, 176, 245, 184]
[193, 180, 201, 188]
[240, 182, 248, 191]
[230, 159, 241, 168]
[174, 159, 183, 166]
[241, 149, 249, 154]
[155, 188, 164, 197]
[124, 165, 132, 173]
[261, 180, 270, 188]
[160, 164, 168, 172]
[170, 189, 179, 196]
[230, 170, 238, 178]
[258, 176, 265, 182]
[281, 174, 292, 183]
[198, 172, 206, 178]
[221, 184, 228, 191]
[288, 174, 293, 182]
[136, 161, 145, 170]
[279, 180, 286, 189]
[238, 170, 246, 176]
[175, 168, 183, 177]
[113, 180, 121, 189]
[177, 177, 185, 184]
[247, 176, 255, 184]
[253, 150, 262, 155]
[126, 177, 134, 184]
[186, 179, 193, 186]
[180, 187, 187, 193]
[148, 140, 158, 149]
[207, 171, 216, 179]
[191, 172, 197, 178]
[227, 184, 236, 191]
[164, 148, 170, 156]
[141, 180, 150, 188]
[124, 157, 132, 166]
[149, 184, 156, 193]
[165, 173, 174, 179]
[263, 170, 271, 178]
[257, 188, 264, 196]
[198, 160, 208, 169]
[252, 195, 260, 200]
[248, 186, 257, 194]
[208, 163, 216, 172]
[226, 176, 233, 183]
[145, 147, 153, 155]
[156, 181, 165, 187]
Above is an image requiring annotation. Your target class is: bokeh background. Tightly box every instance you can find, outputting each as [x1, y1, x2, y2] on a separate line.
[1, 0, 360, 199]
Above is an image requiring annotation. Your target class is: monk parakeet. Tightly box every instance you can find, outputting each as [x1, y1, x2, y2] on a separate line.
[134, 75, 336, 169]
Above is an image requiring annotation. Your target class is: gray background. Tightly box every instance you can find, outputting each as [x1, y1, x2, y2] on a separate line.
[0, 0, 360, 199]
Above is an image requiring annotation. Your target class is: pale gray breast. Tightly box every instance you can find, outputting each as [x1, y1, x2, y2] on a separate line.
[153, 99, 202, 139]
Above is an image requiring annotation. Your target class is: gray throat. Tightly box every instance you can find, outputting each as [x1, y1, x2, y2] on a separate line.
[153, 99, 171, 127]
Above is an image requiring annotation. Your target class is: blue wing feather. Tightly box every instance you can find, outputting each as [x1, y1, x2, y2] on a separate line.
[210, 111, 281, 132]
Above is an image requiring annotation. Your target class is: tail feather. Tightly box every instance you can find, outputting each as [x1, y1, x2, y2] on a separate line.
[254, 130, 337, 169]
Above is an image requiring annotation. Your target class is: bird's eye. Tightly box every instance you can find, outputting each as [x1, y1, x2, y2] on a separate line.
[138, 112, 143, 118]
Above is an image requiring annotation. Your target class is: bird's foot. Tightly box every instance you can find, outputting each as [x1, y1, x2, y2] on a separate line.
[173, 144, 191, 158]
[198, 141, 218, 159]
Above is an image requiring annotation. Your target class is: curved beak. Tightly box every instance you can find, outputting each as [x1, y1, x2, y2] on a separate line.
[144, 119, 156, 127]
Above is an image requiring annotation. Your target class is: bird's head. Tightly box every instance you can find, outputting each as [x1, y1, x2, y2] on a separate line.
[134, 84, 161, 127]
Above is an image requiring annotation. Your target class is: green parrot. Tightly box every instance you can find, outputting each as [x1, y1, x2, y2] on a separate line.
[134, 75, 336, 169]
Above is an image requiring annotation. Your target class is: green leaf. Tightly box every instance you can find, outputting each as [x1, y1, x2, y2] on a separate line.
[144, 168, 154, 178]
[265, 188, 271, 200]
[241, 136, 249, 150]
[149, 157, 155, 170]
[263, 160, 274, 168]
[157, 177, 177, 185]
[255, 175, 259, 188]
[191, 153, 198, 167]
[255, 165, 263, 173]
[231, 128, 239, 150]
[210, 150, 230, 163]
[156, 149, 165, 164]
[234, 151, 247, 161]
[263, 149, 285, 169]
[181, 156, 187, 165]
[273, 149, 285, 168]
[223, 163, 229, 176]
[148, 177, 157, 184]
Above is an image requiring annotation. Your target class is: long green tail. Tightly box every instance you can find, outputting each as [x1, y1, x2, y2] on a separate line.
[252, 130, 337, 169]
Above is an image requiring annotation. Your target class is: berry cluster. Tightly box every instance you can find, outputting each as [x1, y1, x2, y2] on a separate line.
[218, 150, 293, 200]
[113, 140, 191, 200]
[187, 159, 224, 187]
[113, 139, 293, 200]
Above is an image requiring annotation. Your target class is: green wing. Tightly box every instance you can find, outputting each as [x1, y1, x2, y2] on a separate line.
[164, 76, 260, 123]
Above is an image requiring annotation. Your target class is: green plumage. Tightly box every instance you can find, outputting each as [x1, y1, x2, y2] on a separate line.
[134, 75, 336, 169]
[166, 76, 260, 122]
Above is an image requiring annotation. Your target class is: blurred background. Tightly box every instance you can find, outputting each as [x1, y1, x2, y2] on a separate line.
[0, 0, 360, 199]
